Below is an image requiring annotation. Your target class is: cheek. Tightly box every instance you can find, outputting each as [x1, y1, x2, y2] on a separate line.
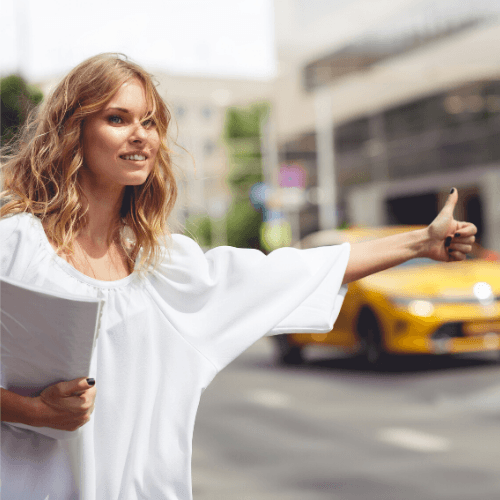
[100, 129, 124, 155]
[87, 124, 123, 154]
[149, 135, 161, 162]
[148, 139, 160, 175]
[151, 133, 160, 154]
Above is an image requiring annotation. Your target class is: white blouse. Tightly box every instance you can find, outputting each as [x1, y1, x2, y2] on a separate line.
[0, 213, 350, 500]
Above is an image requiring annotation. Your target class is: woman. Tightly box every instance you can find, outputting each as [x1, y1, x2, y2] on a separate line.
[0, 54, 476, 499]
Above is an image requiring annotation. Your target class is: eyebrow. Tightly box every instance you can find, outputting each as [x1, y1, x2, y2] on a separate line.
[106, 107, 131, 114]
[106, 107, 154, 115]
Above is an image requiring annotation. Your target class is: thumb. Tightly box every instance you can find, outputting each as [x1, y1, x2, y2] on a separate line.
[59, 377, 95, 396]
[441, 188, 458, 218]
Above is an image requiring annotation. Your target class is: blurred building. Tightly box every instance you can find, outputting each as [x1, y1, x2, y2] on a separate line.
[38, 74, 272, 232]
[272, 0, 500, 252]
[153, 75, 272, 231]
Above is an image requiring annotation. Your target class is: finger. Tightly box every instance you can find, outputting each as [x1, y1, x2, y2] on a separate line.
[71, 378, 96, 396]
[59, 377, 96, 397]
[75, 388, 96, 410]
[440, 188, 458, 218]
[61, 387, 96, 413]
[448, 243, 473, 254]
[454, 222, 477, 237]
[80, 386, 97, 405]
[448, 250, 467, 261]
[452, 235, 475, 245]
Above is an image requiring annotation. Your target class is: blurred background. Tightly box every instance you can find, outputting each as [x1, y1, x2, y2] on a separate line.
[2, 1, 500, 498]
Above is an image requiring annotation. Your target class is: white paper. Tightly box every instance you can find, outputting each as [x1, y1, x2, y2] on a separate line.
[1, 275, 104, 439]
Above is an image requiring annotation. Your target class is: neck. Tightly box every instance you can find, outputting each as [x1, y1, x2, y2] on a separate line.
[80, 182, 125, 246]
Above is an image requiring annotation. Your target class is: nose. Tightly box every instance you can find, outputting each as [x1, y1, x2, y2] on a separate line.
[129, 122, 148, 144]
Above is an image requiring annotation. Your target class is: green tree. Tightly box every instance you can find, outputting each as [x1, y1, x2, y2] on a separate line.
[223, 103, 268, 249]
[1, 74, 43, 147]
[184, 213, 213, 249]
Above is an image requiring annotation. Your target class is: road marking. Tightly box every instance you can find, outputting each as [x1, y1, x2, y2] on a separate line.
[246, 389, 292, 408]
[376, 427, 451, 452]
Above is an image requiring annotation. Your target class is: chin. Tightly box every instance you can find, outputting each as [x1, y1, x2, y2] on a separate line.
[124, 172, 152, 186]
[126, 178, 149, 187]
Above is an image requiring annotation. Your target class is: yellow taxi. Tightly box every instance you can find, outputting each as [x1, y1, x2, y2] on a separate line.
[273, 226, 500, 367]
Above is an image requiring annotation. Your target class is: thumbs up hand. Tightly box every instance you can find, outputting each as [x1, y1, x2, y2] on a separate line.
[425, 188, 477, 262]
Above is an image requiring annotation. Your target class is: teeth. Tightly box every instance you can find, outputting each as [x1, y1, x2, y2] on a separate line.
[122, 154, 146, 161]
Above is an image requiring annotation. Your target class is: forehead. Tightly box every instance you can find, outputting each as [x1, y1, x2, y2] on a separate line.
[106, 78, 152, 113]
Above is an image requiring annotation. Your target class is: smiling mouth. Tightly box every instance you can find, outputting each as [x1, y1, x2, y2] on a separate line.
[120, 154, 147, 161]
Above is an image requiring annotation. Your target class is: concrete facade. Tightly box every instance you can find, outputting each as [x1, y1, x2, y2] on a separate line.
[271, 20, 500, 251]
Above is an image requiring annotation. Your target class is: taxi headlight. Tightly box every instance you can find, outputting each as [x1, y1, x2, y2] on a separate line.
[391, 297, 435, 317]
[408, 300, 435, 317]
[473, 282, 494, 305]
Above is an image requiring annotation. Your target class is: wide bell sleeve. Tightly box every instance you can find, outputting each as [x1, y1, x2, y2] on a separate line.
[148, 235, 350, 372]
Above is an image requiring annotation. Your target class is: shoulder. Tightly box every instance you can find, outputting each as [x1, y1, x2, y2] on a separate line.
[169, 233, 206, 256]
[145, 233, 213, 294]
[154, 233, 208, 275]
[161, 234, 263, 271]
[0, 212, 41, 240]
[0, 213, 44, 277]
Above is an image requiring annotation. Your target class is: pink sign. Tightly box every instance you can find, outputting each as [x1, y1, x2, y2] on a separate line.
[279, 164, 307, 188]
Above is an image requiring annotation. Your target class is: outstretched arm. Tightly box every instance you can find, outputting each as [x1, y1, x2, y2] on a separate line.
[342, 189, 477, 285]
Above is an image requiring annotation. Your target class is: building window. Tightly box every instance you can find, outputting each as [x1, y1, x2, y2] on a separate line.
[201, 106, 214, 120]
[204, 140, 216, 156]
[334, 79, 500, 185]
[175, 105, 187, 119]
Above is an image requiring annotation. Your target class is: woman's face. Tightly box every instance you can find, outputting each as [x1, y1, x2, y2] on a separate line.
[81, 78, 160, 193]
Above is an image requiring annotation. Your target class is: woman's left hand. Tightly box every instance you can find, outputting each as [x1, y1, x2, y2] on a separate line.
[424, 188, 477, 262]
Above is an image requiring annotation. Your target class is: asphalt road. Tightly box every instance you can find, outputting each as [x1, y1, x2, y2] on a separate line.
[192, 338, 500, 500]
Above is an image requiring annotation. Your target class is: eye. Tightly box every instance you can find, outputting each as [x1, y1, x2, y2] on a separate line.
[142, 118, 156, 128]
[108, 115, 123, 124]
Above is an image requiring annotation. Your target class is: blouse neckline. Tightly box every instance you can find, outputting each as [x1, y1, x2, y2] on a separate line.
[28, 213, 139, 289]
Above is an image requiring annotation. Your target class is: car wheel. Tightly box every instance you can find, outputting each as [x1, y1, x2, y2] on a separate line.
[357, 309, 388, 369]
[273, 335, 305, 366]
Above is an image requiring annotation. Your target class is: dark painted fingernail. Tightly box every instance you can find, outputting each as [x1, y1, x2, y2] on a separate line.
[445, 236, 452, 247]
[87, 378, 95, 386]
[450, 188, 455, 194]
[455, 233, 461, 238]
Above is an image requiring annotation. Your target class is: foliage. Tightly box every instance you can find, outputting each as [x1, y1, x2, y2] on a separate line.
[225, 199, 262, 249]
[182, 102, 269, 249]
[1, 74, 43, 147]
[222, 102, 269, 249]
[184, 214, 212, 249]
[224, 103, 268, 139]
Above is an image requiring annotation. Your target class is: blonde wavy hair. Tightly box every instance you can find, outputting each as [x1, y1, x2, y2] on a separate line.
[0, 53, 177, 271]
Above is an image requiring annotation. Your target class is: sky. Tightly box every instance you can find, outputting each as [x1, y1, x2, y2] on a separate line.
[2, 0, 499, 84]
[1, 0, 276, 83]
[276, 0, 500, 61]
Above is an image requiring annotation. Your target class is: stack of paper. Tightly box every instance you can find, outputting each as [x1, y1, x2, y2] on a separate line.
[1, 275, 104, 439]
